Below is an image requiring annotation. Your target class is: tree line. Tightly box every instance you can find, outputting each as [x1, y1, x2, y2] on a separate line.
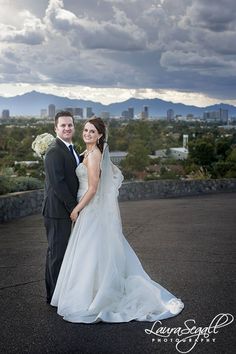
[0, 119, 236, 194]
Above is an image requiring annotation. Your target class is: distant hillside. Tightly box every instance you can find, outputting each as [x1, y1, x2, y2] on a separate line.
[0, 90, 236, 117]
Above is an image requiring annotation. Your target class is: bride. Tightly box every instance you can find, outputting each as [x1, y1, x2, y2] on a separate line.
[51, 117, 184, 323]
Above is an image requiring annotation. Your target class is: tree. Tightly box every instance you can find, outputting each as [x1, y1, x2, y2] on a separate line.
[188, 139, 216, 166]
[216, 138, 232, 160]
[121, 139, 150, 174]
[226, 148, 236, 163]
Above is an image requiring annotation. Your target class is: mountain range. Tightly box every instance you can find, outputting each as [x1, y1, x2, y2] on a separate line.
[0, 90, 236, 117]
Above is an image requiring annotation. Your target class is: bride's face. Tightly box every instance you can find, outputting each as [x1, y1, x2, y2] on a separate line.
[83, 122, 102, 145]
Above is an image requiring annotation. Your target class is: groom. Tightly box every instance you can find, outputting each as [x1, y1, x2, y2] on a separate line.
[42, 111, 80, 303]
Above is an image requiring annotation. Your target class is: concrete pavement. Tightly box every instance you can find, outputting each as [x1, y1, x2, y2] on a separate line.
[0, 193, 236, 354]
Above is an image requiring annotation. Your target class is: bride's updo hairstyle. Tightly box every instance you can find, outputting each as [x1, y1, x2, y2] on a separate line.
[87, 116, 106, 153]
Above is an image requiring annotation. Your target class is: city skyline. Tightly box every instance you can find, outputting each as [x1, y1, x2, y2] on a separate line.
[0, 0, 236, 107]
[2, 91, 235, 121]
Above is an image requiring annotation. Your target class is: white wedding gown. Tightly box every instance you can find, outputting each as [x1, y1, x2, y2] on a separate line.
[51, 147, 184, 323]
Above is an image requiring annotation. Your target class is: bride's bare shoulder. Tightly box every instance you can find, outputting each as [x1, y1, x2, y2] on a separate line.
[86, 147, 102, 167]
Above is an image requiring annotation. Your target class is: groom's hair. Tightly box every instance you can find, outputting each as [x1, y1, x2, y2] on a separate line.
[54, 111, 75, 126]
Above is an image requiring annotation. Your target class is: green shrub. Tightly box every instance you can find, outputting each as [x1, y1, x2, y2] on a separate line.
[0, 176, 43, 195]
[212, 161, 236, 178]
[144, 173, 160, 181]
[159, 171, 180, 180]
[225, 169, 236, 178]
[0, 176, 12, 195]
[11, 177, 43, 192]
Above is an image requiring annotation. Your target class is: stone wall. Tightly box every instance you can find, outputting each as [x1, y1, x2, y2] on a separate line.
[1, 179, 236, 222]
[0, 190, 44, 223]
[119, 178, 236, 201]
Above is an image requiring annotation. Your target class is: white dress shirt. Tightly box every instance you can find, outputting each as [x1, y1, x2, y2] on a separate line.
[57, 136, 80, 165]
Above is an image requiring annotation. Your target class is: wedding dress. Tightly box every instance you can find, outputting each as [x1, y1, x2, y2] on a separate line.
[51, 144, 184, 323]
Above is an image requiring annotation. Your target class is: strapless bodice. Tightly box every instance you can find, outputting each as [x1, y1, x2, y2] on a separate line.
[76, 163, 88, 201]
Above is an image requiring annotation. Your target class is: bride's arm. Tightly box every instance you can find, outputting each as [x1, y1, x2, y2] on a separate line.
[70, 150, 101, 221]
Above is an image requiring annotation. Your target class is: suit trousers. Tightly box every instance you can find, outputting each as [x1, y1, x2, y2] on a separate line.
[44, 217, 72, 302]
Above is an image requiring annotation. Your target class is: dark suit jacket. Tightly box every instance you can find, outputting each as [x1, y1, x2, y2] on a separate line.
[42, 138, 79, 219]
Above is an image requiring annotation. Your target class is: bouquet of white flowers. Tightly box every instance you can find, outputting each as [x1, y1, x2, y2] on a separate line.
[32, 133, 55, 158]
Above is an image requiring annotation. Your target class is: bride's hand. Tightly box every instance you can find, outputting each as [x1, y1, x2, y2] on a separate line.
[70, 207, 79, 222]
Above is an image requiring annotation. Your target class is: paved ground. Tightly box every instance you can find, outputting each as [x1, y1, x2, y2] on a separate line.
[0, 193, 236, 354]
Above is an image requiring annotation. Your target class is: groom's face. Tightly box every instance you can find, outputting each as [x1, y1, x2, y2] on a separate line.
[55, 116, 75, 143]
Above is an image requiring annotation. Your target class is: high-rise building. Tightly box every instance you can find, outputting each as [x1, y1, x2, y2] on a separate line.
[2, 109, 10, 119]
[140, 106, 149, 120]
[48, 104, 56, 118]
[142, 106, 149, 119]
[203, 109, 228, 124]
[186, 114, 194, 120]
[121, 107, 134, 119]
[121, 110, 129, 119]
[40, 109, 47, 118]
[219, 108, 228, 124]
[65, 107, 74, 115]
[167, 109, 175, 121]
[203, 111, 216, 121]
[74, 107, 83, 118]
[86, 107, 94, 118]
[128, 107, 134, 119]
[100, 111, 110, 119]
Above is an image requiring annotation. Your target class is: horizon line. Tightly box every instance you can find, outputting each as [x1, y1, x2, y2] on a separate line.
[1, 89, 236, 109]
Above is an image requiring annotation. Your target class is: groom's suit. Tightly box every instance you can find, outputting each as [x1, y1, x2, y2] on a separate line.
[42, 137, 79, 302]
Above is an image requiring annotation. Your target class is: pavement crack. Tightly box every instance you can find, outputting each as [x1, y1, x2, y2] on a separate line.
[0, 279, 44, 290]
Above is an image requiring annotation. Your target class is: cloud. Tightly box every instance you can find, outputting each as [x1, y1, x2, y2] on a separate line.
[160, 51, 232, 73]
[181, 0, 236, 32]
[44, 0, 79, 31]
[0, 0, 235, 103]
[0, 10, 45, 45]
[44, 1, 147, 51]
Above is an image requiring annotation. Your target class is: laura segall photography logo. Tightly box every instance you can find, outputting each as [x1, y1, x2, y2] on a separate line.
[144, 313, 234, 353]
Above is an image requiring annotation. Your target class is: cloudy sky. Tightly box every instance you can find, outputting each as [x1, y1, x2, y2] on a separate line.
[0, 0, 235, 106]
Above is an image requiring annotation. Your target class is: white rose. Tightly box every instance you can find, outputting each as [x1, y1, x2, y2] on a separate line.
[32, 133, 55, 157]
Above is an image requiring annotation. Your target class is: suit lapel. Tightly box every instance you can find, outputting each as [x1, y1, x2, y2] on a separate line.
[56, 138, 78, 167]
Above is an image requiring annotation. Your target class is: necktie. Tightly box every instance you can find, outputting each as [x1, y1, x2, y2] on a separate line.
[69, 144, 77, 162]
